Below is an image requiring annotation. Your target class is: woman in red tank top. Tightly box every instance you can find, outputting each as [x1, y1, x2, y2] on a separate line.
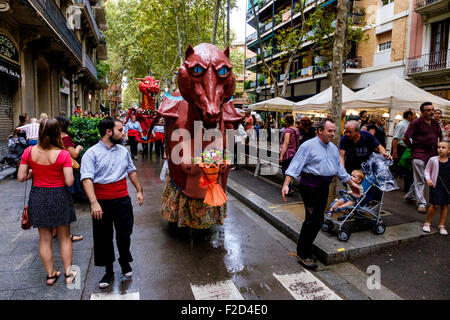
[18, 118, 77, 286]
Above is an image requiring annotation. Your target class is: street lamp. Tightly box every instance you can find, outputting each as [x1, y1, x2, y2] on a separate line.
[270, 85, 275, 98]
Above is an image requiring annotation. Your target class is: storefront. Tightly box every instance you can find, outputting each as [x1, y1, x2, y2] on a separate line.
[0, 34, 20, 158]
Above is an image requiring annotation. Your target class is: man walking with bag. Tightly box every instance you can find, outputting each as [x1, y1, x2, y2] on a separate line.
[81, 117, 144, 289]
[403, 102, 442, 213]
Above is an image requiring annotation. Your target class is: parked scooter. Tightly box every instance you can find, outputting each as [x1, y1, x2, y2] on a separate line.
[0, 136, 28, 178]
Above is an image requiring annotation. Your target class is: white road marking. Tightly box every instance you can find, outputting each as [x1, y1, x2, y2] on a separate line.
[273, 272, 342, 300]
[90, 291, 140, 300]
[14, 253, 34, 271]
[191, 280, 244, 300]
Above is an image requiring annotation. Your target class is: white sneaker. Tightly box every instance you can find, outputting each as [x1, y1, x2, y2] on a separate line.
[422, 223, 431, 233]
[439, 226, 448, 236]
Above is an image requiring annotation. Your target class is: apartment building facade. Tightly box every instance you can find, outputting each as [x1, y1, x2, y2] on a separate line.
[244, 0, 412, 103]
[0, 0, 108, 156]
[407, 0, 450, 100]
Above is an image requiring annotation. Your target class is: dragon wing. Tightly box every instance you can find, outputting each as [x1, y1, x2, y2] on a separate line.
[157, 91, 184, 119]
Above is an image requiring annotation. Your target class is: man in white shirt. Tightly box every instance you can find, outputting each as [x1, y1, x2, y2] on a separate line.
[392, 110, 414, 191]
[15, 118, 39, 145]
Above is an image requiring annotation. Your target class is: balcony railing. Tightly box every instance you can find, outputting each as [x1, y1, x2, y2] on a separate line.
[246, 32, 257, 43]
[245, 56, 258, 67]
[28, 0, 82, 62]
[407, 50, 450, 75]
[84, 52, 98, 79]
[416, 0, 445, 8]
[76, 0, 100, 42]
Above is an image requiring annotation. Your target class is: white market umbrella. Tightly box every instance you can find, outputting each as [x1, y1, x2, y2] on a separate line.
[293, 84, 354, 112]
[342, 73, 450, 111]
[248, 97, 295, 112]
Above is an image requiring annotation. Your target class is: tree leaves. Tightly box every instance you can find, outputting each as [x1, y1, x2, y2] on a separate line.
[104, 0, 238, 106]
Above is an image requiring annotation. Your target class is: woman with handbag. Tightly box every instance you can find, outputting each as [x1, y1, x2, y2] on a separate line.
[55, 115, 84, 242]
[280, 114, 300, 196]
[17, 118, 77, 286]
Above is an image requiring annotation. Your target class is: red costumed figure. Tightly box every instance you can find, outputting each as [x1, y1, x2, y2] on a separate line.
[156, 43, 243, 229]
[124, 76, 160, 143]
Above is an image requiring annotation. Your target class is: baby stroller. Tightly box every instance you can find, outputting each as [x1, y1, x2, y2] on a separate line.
[321, 153, 399, 242]
[0, 136, 28, 178]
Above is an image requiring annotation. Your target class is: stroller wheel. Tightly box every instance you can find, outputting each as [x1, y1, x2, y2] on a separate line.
[321, 220, 334, 233]
[337, 228, 351, 242]
[372, 223, 386, 235]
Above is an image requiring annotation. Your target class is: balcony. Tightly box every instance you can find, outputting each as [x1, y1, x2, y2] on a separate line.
[415, 0, 450, 17]
[27, 0, 82, 62]
[75, 0, 100, 44]
[93, 1, 108, 30]
[97, 30, 108, 60]
[407, 50, 450, 77]
[83, 51, 98, 81]
[246, 32, 257, 43]
[245, 56, 258, 67]
[247, 0, 273, 22]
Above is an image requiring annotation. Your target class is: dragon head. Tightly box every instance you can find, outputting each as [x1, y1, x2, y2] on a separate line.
[138, 76, 160, 110]
[177, 43, 236, 128]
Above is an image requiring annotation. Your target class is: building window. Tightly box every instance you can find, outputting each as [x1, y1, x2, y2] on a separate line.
[381, 0, 394, 6]
[378, 41, 391, 52]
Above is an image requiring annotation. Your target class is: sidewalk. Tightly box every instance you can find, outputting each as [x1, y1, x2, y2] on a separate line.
[227, 166, 440, 265]
[0, 177, 93, 299]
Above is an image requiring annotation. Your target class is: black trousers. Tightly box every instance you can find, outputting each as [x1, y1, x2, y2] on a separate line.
[128, 136, 138, 157]
[155, 140, 164, 158]
[93, 196, 134, 266]
[142, 142, 148, 155]
[297, 184, 329, 259]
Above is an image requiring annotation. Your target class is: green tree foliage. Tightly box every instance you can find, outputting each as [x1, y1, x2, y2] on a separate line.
[68, 117, 102, 159]
[104, 0, 239, 107]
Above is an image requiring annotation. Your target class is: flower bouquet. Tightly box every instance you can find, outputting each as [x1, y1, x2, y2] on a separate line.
[193, 148, 230, 207]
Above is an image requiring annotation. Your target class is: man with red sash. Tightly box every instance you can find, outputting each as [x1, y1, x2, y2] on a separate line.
[81, 117, 144, 289]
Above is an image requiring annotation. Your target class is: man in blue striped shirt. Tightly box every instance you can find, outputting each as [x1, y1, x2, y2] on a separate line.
[282, 119, 359, 270]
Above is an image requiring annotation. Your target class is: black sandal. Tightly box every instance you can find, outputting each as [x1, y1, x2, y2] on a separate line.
[46, 270, 61, 286]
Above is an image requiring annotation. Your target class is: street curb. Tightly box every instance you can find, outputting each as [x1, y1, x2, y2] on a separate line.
[0, 168, 16, 182]
[227, 178, 436, 265]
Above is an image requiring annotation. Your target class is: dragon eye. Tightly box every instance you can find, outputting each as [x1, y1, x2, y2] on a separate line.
[218, 67, 229, 77]
[193, 65, 204, 76]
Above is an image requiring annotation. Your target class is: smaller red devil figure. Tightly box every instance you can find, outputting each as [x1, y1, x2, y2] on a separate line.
[124, 76, 161, 143]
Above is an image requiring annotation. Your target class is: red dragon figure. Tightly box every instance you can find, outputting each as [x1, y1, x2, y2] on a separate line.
[124, 76, 160, 142]
[154, 43, 243, 229]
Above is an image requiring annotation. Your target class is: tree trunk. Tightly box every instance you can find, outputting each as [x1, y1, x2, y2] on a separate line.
[226, 0, 230, 47]
[211, 0, 221, 45]
[172, 0, 184, 65]
[328, 0, 348, 207]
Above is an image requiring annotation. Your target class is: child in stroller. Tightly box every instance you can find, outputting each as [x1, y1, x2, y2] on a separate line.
[325, 169, 365, 219]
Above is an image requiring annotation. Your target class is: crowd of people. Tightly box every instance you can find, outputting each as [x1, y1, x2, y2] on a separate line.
[279, 102, 448, 270]
[8, 101, 448, 288]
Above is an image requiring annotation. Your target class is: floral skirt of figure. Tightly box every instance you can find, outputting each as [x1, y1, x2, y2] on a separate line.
[161, 177, 227, 229]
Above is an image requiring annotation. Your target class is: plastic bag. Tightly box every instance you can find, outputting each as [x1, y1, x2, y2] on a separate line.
[361, 153, 399, 192]
[398, 148, 412, 171]
[160, 159, 169, 181]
